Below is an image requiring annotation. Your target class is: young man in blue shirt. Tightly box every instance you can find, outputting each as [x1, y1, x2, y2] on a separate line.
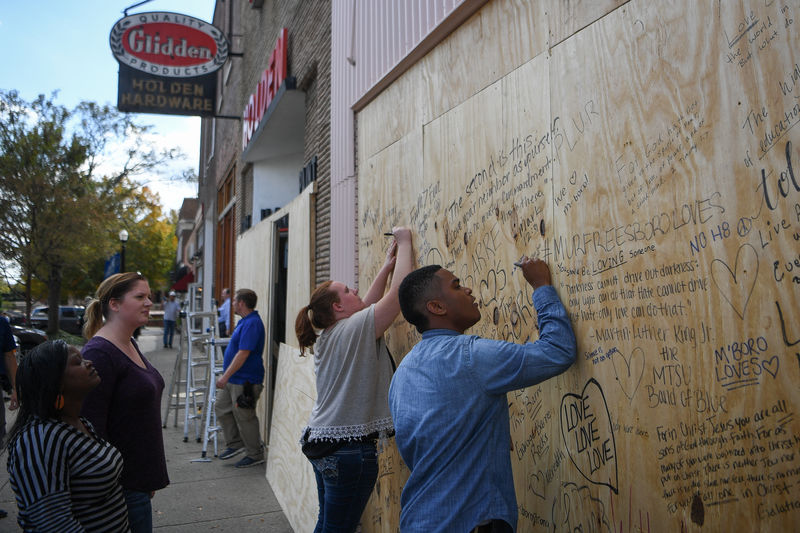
[390, 258, 576, 532]
[215, 288, 266, 468]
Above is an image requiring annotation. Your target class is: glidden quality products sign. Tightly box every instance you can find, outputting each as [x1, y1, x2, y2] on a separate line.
[110, 11, 228, 78]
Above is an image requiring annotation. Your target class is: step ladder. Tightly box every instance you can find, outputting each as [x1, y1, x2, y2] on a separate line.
[162, 315, 191, 429]
[162, 310, 217, 442]
[192, 335, 230, 462]
[183, 312, 216, 442]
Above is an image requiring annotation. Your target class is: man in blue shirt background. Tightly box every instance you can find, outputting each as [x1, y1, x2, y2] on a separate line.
[390, 258, 576, 532]
[162, 291, 181, 348]
[217, 288, 231, 337]
[215, 288, 266, 468]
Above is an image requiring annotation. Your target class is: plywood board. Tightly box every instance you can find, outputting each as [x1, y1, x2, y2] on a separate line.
[236, 184, 313, 448]
[235, 215, 273, 319]
[548, 0, 631, 47]
[357, 66, 425, 162]
[259, 185, 316, 530]
[420, 0, 548, 124]
[354, 0, 800, 530]
[546, 0, 800, 529]
[284, 182, 315, 348]
[265, 342, 317, 533]
[235, 211, 275, 441]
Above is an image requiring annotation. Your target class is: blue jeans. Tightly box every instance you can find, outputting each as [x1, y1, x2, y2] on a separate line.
[309, 442, 378, 533]
[163, 320, 175, 347]
[124, 489, 153, 533]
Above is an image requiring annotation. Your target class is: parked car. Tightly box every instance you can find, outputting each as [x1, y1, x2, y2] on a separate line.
[11, 325, 47, 354]
[30, 306, 85, 335]
[1, 309, 25, 325]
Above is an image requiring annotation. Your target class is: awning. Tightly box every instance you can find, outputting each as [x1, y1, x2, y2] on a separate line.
[241, 79, 306, 163]
[171, 272, 195, 292]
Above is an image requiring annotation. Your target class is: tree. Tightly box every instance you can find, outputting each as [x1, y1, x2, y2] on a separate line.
[0, 91, 93, 329]
[121, 189, 178, 290]
[0, 91, 186, 334]
[60, 181, 178, 302]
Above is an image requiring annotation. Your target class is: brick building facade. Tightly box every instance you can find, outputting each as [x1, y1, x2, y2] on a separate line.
[196, 0, 331, 312]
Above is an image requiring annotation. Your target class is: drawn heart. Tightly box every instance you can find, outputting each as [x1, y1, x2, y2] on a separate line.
[480, 268, 505, 306]
[762, 355, 779, 378]
[480, 270, 499, 305]
[560, 378, 619, 494]
[528, 470, 547, 500]
[612, 347, 645, 401]
[711, 243, 759, 320]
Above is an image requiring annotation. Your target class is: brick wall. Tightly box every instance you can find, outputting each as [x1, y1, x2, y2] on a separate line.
[239, 0, 332, 284]
[199, 0, 332, 291]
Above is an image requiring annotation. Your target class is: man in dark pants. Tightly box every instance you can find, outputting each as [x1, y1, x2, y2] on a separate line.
[389, 258, 577, 532]
[0, 317, 19, 519]
[162, 291, 180, 348]
[215, 289, 266, 468]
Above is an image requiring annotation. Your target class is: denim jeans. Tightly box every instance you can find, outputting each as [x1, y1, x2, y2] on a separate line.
[309, 441, 378, 533]
[124, 489, 153, 533]
[163, 320, 176, 347]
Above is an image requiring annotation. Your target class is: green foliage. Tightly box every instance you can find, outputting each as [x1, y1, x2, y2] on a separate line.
[0, 90, 189, 328]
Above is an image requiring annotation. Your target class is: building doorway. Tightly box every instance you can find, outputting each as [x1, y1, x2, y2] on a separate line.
[265, 214, 289, 438]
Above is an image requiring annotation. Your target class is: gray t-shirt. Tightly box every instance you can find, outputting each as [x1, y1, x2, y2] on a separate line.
[304, 305, 395, 441]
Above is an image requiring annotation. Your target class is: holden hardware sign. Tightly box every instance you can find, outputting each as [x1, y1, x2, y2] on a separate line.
[110, 11, 229, 117]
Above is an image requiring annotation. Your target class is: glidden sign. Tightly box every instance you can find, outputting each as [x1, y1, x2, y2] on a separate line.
[110, 12, 228, 78]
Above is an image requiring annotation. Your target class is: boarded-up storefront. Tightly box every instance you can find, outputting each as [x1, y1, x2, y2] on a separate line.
[268, 0, 800, 530]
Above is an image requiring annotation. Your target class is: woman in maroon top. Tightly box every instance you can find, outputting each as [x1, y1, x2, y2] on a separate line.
[81, 272, 169, 533]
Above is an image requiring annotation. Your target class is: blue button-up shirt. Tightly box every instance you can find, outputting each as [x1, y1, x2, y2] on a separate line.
[389, 285, 576, 532]
[218, 297, 231, 326]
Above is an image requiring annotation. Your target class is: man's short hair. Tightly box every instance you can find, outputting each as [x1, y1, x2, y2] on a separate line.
[235, 288, 257, 309]
[398, 265, 442, 333]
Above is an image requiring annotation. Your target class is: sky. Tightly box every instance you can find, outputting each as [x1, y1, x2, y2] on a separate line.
[0, 0, 217, 213]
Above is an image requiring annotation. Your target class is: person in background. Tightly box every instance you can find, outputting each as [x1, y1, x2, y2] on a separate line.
[389, 258, 576, 532]
[217, 288, 231, 337]
[0, 317, 18, 520]
[6, 340, 129, 532]
[162, 291, 180, 349]
[82, 272, 169, 533]
[215, 289, 266, 468]
[294, 227, 413, 533]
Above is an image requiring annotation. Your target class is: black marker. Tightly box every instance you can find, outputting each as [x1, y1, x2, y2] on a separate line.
[384, 232, 394, 237]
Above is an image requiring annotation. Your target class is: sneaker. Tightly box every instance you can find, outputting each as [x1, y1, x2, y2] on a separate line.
[218, 447, 244, 460]
[234, 456, 265, 468]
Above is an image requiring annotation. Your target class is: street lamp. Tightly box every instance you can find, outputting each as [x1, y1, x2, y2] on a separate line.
[119, 229, 129, 272]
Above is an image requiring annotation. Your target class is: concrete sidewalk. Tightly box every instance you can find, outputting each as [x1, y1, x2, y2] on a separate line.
[0, 327, 293, 532]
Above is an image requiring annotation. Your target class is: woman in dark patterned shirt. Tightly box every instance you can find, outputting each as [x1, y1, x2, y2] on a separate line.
[6, 340, 129, 532]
